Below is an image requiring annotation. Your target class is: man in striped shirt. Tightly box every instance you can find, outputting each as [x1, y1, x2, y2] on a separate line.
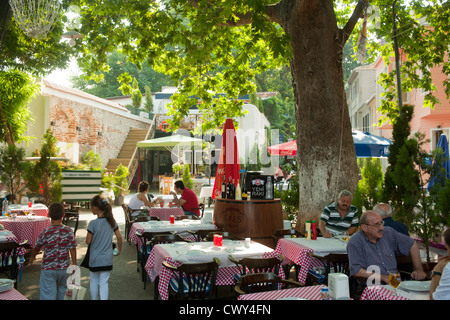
[319, 190, 359, 238]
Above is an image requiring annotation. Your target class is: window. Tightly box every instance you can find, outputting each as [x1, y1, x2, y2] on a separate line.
[431, 128, 450, 151]
[362, 113, 370, 133]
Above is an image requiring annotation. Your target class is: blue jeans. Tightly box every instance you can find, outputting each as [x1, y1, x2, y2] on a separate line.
[183, 210, 196, 216]
[40, 269, 68, 300]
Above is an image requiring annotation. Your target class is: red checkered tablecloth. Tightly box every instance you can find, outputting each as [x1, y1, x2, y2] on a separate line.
[0, 288, 28, 300]
[237, 284, 326, 300]
[0, 216, 51, 248]
[360, 285, 409, 300]
[149, 207, 184, 221]
[274, 237, 348, 284]
[145, 241, 280, 300]
[8, 204, 49, 217]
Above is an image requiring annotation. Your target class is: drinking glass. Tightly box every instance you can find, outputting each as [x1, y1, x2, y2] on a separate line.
[388, 272, 401, 296]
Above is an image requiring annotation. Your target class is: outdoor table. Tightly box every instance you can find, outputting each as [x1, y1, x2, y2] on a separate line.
[145, 240, 279, 300]
[8, 203, 49, 217]
[360, 283, 430, 300]
[0, 216, 51, 248]
[237, 284, 327, 300]
[129, 219, 218, 246]
[0, 288, 28, 300]
[274, 237, 348, 284]
[148, 207, 184, 221]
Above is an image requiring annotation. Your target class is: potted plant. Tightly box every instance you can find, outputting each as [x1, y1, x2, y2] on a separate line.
[112, 164, 129, 205]
[172, 162, 183, 179]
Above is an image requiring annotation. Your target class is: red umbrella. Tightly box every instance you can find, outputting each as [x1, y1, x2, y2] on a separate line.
[267, 140, 297, 156]
[212, 119, 241, 199]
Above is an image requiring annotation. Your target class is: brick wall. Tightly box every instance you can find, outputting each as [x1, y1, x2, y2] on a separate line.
[48, 96, 150, 167]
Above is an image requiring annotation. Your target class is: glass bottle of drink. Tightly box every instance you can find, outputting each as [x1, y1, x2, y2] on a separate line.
[265, 176, 273, 200]
[221, 174, 226, 199]
[229, 178, 236, 199]
[241, 181, 247, 200]
[226, 176, 232, 199]
[235, 179, 242, 200]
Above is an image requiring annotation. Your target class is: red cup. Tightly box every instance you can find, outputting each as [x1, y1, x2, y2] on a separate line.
[28, 201, 32, 208]
[170, 215, 175, 224]
[214, 234, 223, 246]
[160, 202, 164, 208]
[169, 202, 173, 208]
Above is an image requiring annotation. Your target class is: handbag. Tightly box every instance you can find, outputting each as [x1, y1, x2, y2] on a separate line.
[80, 245, 90, 268]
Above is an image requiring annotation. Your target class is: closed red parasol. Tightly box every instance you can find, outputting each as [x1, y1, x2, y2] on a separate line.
[212, 119, 241, 199]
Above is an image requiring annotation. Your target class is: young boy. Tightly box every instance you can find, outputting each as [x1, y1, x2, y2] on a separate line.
[29, 202, 77, 300]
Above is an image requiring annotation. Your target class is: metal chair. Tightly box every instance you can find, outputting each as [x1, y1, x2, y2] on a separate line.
[234, 272, 303, 295]
[162, 258, 220, 300]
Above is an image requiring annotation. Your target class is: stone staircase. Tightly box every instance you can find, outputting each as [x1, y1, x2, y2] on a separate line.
[105, 127, 148, 174]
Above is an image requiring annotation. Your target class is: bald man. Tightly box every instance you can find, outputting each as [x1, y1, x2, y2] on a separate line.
[347, 210, 426, 285]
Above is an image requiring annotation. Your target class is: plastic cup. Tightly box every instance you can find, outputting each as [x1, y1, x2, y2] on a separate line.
[170, 215, 175, 224]
[214, 234, 223, 246]
[28, 201, 32, 208]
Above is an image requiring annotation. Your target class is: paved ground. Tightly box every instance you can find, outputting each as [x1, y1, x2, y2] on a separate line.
[16, 192, 229, 301]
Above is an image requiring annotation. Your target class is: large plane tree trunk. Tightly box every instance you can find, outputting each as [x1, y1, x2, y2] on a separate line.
[274, 1, 361, 231]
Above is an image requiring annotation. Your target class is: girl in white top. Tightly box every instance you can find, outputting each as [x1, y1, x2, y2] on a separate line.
[128, 181, 163, 216]
[430, 228, 450, 300]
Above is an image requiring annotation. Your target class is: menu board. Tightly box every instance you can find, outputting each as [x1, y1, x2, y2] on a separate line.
[250, 175, 274, 200]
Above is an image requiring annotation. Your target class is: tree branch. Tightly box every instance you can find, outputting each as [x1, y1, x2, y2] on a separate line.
[186, 0, 283, 27]
[341, 0, 369, 44]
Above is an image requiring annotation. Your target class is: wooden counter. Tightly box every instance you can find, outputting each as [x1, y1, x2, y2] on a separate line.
[213, 198, 283, 248]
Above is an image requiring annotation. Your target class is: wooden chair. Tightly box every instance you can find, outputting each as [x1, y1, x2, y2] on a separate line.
[272, 229, 304, 280]
[191, 203, 205, 218]
[176, 215, 200, 221]
[135, 231, 172, 289]
[272, 228, 304, 248]
[228, 254, 283, 283]
[0, 241, 28, 289]
[205, 231, 244, 241]
[305, 252, 350, 285]
[235, 272, 303, 295]
[162, 258, 220, 300]
[187, 228, 224, 242]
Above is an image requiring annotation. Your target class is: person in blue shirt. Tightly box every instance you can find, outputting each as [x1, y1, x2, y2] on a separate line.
[373, 203, 409, 236]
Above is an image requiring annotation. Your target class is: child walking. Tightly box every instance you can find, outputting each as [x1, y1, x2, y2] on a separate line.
[86, 195, 122, 300]
[29, 202, 77, 300]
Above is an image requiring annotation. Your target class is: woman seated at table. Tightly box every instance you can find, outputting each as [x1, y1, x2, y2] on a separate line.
[128, 181, 162, 216]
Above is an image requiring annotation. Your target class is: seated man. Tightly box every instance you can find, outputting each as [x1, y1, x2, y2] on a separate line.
[347, 210, 426, 286]
[373, 202, 409, 236]
[319, 190, 359, 238]
[170, 180, 200, 216]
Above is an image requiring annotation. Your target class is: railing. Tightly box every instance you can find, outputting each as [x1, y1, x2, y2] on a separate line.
[127, 114, 157, 186]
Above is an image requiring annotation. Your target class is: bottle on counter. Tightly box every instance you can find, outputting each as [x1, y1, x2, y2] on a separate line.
[221, 174, 226, 199]
[235, 179, 242, 200]
[226, 177, 232, 199]
[265, 176, 273, 200]
[305, 220, 311, 240]
[1, 198, 8, 216]
[311, 220, 317, 240]
[229, 178, 236, 199]
[241, 181, 247, 200]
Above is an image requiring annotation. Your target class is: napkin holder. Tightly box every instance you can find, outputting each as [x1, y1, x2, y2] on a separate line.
[201, 211, 213, 224]
[328, 273, 349, 300]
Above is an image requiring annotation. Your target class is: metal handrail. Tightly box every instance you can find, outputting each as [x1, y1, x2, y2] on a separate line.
[127, 114, 157, 186]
